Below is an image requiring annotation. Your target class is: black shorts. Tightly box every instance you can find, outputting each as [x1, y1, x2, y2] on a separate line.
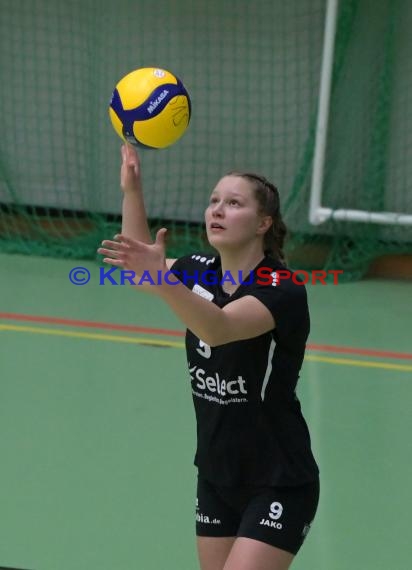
[196, 475, 320, 555]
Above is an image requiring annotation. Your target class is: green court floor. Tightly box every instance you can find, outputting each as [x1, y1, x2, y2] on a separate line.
[1, 252, 411, 570]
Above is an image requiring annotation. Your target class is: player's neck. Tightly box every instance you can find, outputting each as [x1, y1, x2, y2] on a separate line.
[219, 246, 265, 292]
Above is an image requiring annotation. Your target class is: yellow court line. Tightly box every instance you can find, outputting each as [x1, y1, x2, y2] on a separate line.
[0, 324, 185, 349]
[1, 323, 412, 373]
[305, 354, 412, 372]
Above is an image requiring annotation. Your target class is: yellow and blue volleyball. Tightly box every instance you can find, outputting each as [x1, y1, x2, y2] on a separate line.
[109, 67, 191, 149]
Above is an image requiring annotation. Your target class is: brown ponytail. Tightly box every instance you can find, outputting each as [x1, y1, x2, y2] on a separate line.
[228, 172, 287, 262]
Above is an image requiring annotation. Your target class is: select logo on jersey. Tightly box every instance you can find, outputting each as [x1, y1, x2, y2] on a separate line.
[259, 501, 284, 530]
[189, 364, 248, 404]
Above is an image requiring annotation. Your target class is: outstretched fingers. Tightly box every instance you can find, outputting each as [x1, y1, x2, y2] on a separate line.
[97, 235, 149, 269]
[97, 246, 125, 266]
[97, 232, 168, 276]
[102, 256, 124, 266]
[112, 234, 139, 246]
[98, 237, 127, 266]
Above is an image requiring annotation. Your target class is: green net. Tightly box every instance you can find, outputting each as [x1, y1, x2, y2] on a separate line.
[285, 0, 412, 280]
[1, 0, 411, 278]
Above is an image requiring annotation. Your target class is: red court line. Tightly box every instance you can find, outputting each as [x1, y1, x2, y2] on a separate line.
[306, 343, 412, 361]
[1, 312, 411, 360]
[0, 312, 185, 337]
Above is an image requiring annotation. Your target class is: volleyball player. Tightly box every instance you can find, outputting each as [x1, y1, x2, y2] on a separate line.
[98, 143, 319, 570]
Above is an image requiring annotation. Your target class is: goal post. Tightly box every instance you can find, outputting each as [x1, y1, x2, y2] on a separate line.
[310, 0, 412, 227]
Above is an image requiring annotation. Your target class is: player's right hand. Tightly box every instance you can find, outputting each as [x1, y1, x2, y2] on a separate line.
[120, 143, 142, 193]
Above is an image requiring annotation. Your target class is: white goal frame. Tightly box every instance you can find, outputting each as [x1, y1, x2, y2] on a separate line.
[309, 0, 412, 226]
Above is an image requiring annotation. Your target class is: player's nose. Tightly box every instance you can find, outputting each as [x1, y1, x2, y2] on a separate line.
[211, 201, 225, 217]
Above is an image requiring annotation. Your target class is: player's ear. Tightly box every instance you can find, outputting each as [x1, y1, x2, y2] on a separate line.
[257, 215, 272, 235]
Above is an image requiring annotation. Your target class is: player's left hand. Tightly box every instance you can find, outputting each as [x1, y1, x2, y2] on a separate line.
[98, 229, 168, 291]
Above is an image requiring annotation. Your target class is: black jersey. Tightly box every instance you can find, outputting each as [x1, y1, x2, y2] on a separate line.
[171, 253, 319, 487]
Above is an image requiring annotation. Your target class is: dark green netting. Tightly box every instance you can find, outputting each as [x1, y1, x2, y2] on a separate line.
[0, 0, 411, 278]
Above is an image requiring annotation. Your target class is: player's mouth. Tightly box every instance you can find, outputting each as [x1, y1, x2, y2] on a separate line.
[209, 222, 226, 232]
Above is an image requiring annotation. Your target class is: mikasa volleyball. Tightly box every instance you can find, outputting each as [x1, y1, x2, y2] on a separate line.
[109, 67, 191, 149]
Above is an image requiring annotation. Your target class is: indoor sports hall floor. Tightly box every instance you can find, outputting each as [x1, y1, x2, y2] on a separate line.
[1, 252, 411, 570]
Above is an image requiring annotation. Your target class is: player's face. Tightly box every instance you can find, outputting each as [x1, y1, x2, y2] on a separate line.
[205, 175, 267, 251]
